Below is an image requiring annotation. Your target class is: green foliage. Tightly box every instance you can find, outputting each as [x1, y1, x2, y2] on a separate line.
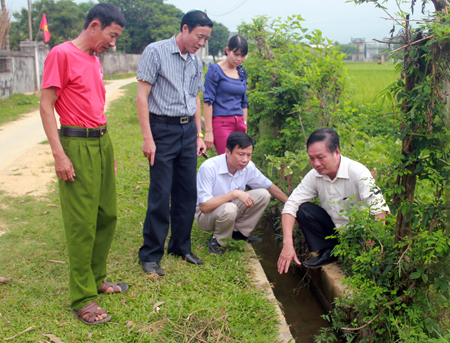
[313, 1, 450, 342]
[238, 15, 349, 169]
[104, 0, 183, 53]
[240, 4, 450, 342]
[208, 21, 229, 59]
[10, 0, 92, 50]
[9, 0, 191, 54]
[317, 198, 450, 342]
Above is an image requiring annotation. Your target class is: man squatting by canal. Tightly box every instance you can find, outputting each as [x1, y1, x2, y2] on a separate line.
[196, 132, 288, 255]
[277, 128, 390, 272]
[40, 4, 128, 325]
[136, 10, 211, 276]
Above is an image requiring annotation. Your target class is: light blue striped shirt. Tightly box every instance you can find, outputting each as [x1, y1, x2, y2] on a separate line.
[137, 35, 204, 117]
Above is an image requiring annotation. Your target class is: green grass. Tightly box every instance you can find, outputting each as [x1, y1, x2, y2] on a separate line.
[104, 73, 137, 80]
[0, 93, 40, 126]
[345, 62, 399, 109]
[0, 83, 280, 342]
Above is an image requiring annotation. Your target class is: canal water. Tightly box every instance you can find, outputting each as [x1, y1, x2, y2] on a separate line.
[252, 219, 331, 343]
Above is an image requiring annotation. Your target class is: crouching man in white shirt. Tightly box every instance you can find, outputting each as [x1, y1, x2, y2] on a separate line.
[277, 128, 389, 271]
[196, 132, 288, 254]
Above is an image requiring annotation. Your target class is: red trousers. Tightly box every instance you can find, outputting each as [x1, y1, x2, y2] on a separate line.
[212, 115, 246, 154]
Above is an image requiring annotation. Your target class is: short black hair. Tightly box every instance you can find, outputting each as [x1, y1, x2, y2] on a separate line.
[225, 35, 248, 56]
[180, 10, 213, 32]
[306, 128, 340, 154]
[83, 3, 126, 30]
[226, 132, 254, 153]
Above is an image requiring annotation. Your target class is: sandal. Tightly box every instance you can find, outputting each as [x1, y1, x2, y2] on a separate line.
[73, 301, 111, 325]
[98, 280, 129, 294]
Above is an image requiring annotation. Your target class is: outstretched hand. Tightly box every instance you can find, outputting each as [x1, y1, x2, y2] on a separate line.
[277, 244, 301, 274]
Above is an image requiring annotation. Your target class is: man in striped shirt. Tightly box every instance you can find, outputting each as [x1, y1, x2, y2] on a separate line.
[136, 10, 212, 276]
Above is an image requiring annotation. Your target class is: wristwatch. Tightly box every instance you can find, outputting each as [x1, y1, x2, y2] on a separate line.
[197, 133, 204, 138]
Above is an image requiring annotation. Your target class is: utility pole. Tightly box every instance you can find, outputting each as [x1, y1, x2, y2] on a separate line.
[27, 0, 32, 40]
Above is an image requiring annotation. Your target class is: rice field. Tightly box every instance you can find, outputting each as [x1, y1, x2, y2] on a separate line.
[345, 62, 399, 109]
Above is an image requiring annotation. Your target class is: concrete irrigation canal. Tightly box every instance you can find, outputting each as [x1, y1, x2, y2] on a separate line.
[253, 219, 346, 342]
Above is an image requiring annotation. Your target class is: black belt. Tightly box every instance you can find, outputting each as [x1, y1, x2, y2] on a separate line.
[150, 113, 194, 124]
[59, 126, 107, 138]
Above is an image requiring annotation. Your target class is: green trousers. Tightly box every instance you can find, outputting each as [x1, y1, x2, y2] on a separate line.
[59, 126, 117, 311]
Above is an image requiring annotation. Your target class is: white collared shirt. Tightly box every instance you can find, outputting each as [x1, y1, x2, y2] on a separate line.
[282, 155, 389, 228]
[197, 154, 273, 206]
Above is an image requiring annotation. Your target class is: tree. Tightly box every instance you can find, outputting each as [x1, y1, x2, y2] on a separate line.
[314, 1, 450, 341]
[208, 21, 229, 61]
[9, 0, 91, 50]
[9, 0, 185, 54]
[335, 43, 358, 59]
[105, 0, 183, 53]
[239, 16, 348, 165]
[0, 0, 9, 50]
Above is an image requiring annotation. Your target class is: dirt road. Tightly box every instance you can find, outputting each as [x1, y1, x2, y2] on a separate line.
[0, 77, 137, 197]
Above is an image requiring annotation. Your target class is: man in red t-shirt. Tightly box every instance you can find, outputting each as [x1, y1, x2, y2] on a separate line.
[40, 3, 126, 325]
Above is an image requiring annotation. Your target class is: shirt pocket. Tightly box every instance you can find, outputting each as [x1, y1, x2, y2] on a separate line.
[189, 72, 202, 95]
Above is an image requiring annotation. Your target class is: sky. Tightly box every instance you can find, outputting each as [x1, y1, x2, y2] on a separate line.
[9, 0, 434, 44]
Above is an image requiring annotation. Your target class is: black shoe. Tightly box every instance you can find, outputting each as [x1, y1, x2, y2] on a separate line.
[303, 248, 337, 269]
[232, 230, 262, 244]
[140, 260, 165, 276]
[207, 235, 224, 255]
[180, 253, 204, 265]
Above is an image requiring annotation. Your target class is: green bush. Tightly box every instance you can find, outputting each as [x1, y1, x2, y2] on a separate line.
[240, 8, 450, 342]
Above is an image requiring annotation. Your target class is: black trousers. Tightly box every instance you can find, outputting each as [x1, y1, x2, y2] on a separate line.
[296, 202, 338, 252]
[138, 119, 197, 262]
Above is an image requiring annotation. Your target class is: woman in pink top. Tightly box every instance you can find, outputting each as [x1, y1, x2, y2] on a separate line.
[203, 35, 249, 155]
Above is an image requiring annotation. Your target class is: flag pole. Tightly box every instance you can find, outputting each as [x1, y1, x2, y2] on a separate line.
[27, 0, 32, 40]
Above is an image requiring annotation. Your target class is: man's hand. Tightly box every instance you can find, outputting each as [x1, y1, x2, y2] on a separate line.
[54, 153, 76, 182]
[114, 159, 118, 175]
[143, 138, 157, 166]
[277, 243, 301, 274]
[234, 190, 255, 209]
[197, 137, 206, 157]
[204, 131, 214, 150]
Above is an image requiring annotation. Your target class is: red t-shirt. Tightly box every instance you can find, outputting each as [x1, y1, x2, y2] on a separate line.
[41, 41, 107, 128]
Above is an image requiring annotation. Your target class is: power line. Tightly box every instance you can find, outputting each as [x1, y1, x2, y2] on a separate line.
[208, 0, 249, 17]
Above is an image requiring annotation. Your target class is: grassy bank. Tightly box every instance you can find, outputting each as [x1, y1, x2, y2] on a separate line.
[0, 83, 280, 342]
[0, 93, 40, 126]
[345, 62, 399, 109]
[104, 73, 137, 80]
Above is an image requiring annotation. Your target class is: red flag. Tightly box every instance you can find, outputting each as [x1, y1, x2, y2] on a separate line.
[39, 12, 51, 43]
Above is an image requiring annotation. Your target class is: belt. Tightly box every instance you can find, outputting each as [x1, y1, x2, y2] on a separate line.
[59, 126, 107, 138]
[150, 113, 194, 124]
